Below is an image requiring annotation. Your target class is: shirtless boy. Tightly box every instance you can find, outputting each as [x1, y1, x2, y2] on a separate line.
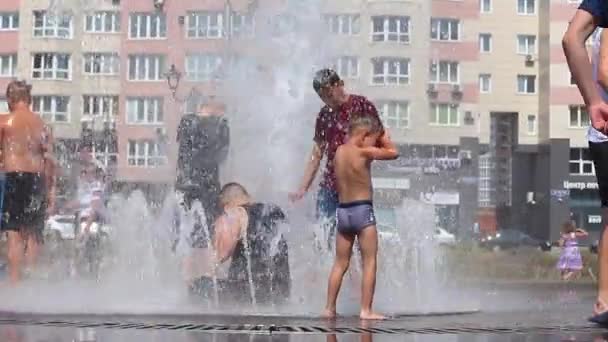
[322, 113, 398, 320]
[0, 80, 56, 285]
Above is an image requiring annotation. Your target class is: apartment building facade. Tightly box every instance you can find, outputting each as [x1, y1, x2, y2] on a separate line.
[0, 0, 599, 240]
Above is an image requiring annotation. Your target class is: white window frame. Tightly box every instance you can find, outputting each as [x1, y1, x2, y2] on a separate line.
[83, 95, 119, 119]
[478, 154, 494, 208]
[430, 60, 460, 84]
[517, 0, 536, 15]
[32, 95, 70, 123]
[126, 97, 164, 125]
[569, 148, 594, 176]
[230, 12, 255, 37]
[479, 74, 492, 93]
[430, 103, 459, 126]
[480, 0, 492, 13]
[371, 16, 410, 44]
[479, 33, 492, 53]
[91, 144, 118, 169]
[334, 56, 359, 79]
[430, 18, 460, 42]
[33, 11, 72, 39]
[0, 12, 19, 31]
[0, 54, 17, 78]
[378, 101, 409, 129]
[517, 34, 537, 55]
[185, 54, 223, 82]
[569, 105, 589, 128]
[127, 140, 167, 167]
[128, 13, 167, 39]
[527, 114, 537, 135]
[32, 53, 71, 80]
[187, 11, 224, 39]
[517, 75, 536, 94]
[128, 55, 165, 82]
[85, 11, 120, 34]
[325, 14, 360, 36]
[83, 53, 120, 76]
[371, 58, 410, 85]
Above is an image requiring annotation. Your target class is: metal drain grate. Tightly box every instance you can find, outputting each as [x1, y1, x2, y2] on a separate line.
[0, 318, 603, 335]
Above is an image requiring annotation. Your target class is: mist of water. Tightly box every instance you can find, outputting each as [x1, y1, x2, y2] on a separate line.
[0, 0, 480, 316]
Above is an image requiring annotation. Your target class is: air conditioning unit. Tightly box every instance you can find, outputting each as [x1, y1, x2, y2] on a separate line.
[525, 54, 534, 62]
[427, 83, 438, 97]
[112, 0, 120, 5]
[156, 127, 167, 136]
[458, 150, 472, 161]
[464, 111, 475, 125]
[452, 84, 462, 93]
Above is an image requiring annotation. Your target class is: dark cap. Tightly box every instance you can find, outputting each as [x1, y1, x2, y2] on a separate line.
[313, 69, 341, 94]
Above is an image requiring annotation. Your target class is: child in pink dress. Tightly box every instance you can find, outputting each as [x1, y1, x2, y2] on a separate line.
[557, 221, 588, 281]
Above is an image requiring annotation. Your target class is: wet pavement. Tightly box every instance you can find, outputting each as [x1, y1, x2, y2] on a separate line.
[0, 282, 606, 341]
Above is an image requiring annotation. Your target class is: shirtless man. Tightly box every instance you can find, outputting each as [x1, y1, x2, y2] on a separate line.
[322, 113, 398, 320]
[0, 80, 56, 285]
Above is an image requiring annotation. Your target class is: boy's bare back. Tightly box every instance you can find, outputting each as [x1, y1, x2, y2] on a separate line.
[335, 145, 373, 203]
[1, 108, 48, 173]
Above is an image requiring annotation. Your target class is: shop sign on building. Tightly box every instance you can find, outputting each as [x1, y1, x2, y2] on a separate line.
[589, 215, 602, 224]
[563, 181, 599, 190]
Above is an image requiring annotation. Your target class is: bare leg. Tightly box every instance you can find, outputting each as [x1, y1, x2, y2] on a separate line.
[7, 230, 24, 285]
[25, 232, 40, 272]
[595, 208, 608, 314]
[358, 225, 385, 320]
[322, 231, 355, 318]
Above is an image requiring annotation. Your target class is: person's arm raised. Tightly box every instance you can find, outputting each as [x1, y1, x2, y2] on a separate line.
[213, 207, 248, 263]
[564, 9, 608, 131]
[361, 132, 399, 161]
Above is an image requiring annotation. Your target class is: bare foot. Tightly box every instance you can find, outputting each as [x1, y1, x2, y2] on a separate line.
[360, 311, 386, 320]
[594, 297, 608, 315]
[321, 309, 337, 319]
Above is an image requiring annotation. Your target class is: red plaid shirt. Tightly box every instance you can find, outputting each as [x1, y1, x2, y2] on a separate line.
[313, 94, 381, 190]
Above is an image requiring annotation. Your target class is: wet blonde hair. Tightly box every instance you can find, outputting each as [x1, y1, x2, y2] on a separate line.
[349, 113, 382, 135]
[219, 182, 250, 208]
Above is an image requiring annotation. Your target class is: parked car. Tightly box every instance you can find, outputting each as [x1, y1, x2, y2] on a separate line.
[433, 228, 456, 246]
[45, 214, 112, 242]
[479, 229, 552, 252]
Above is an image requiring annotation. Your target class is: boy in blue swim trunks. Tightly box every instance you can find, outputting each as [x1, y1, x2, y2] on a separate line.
[322, 113, 398, 320]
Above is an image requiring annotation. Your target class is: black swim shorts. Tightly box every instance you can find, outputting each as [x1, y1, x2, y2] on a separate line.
[590, 141, 608, 207]
[1, 172, 47, 238]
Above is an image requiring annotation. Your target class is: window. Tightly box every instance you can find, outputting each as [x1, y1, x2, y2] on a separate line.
[128, 55, 165, 81]
[479, 74, 492, 93]
[83, 95, 119, 119]
[185, 54, 223, 81]
[32, 53, 71, 80]
[127, 140, 167, 167]
[430, 103, 459, 126]
[129, 13, 166, 39]
[569, 148, 594, 175]
[32, 96, 70, 123]
[480, 0, 492, 13]
[187, 12, 224, 39]
[91, 143, 118, 169]
[333, 56, 359, 79]
[33, 11, 72, 38]
[0, 12, 19, 30]
[517, 35, 536, 55]
[517, 0, 536, 15]
[0, 54, 17, 77]
[85, 11, 120, 33]
[371, 16, 410, 43]
[371, 58, 409, 85]
[430, 18, 460, 41]
[569, 105, 589, 128]
[517, 75, 536, 94]
[478, 154, 494, 208]
[430, 61, 459, 84]
[83, 53, 120, 75]
[377, 101, 409, 128]
[126, 97, 164, 124]
[479, 33, 492, 52]
[527, 115, 537, 135]
[324, 14, 360, 35]
[230, 13, 254, 37]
